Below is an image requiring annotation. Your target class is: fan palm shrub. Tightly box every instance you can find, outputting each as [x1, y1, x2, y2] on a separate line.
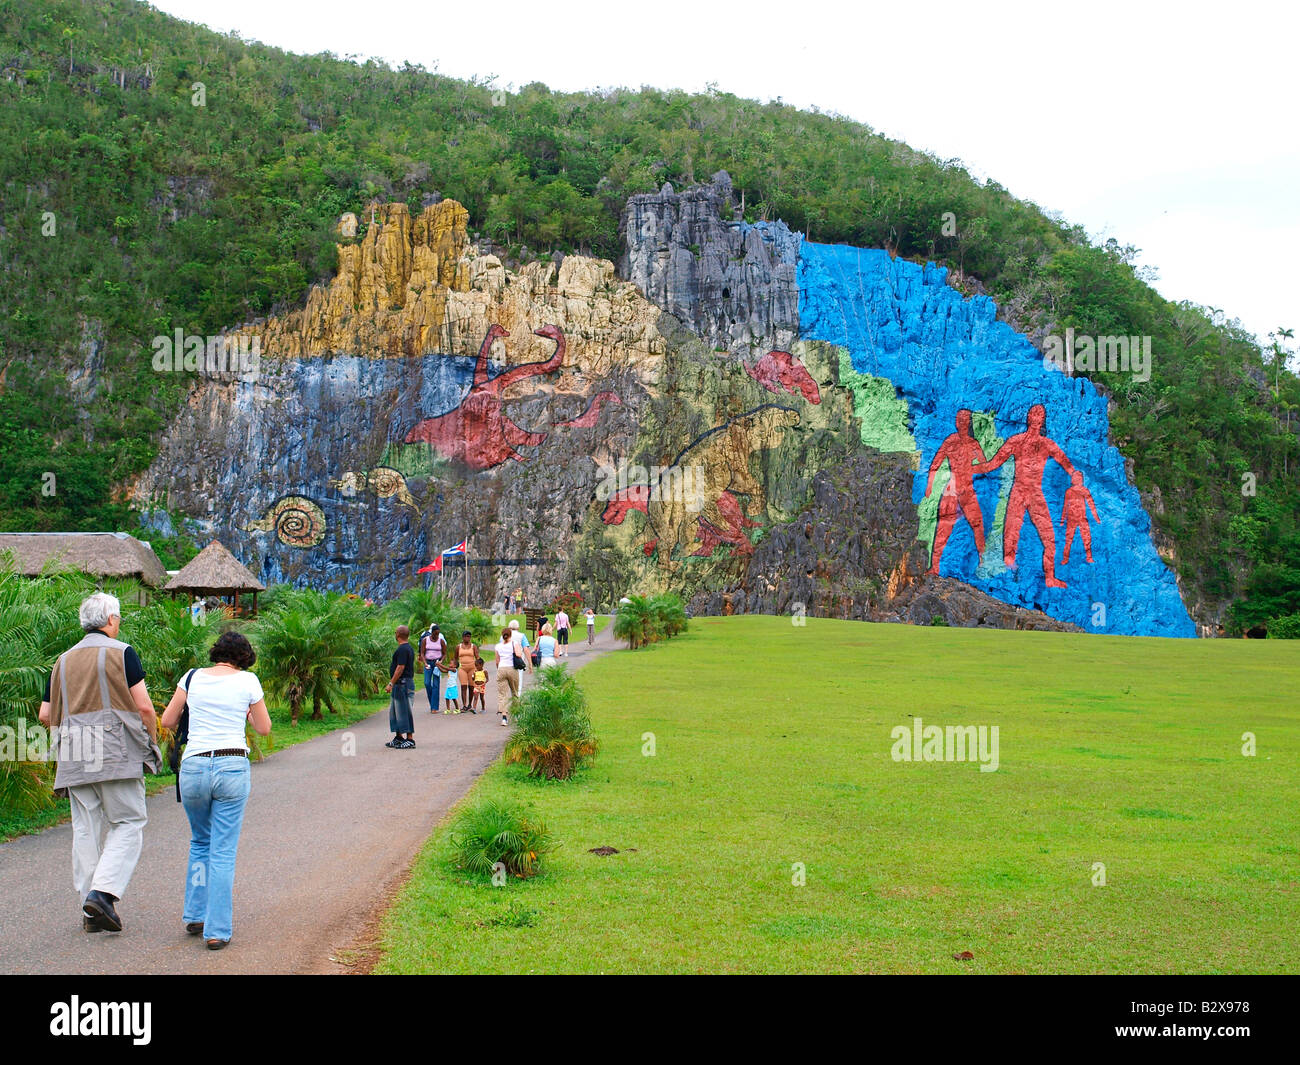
[612, 594, 655, 649]
[648, 593, 687, 638]
[504, 665, 599, 779]
[252, 589, 363, 723]
[451, 799, 556, 880]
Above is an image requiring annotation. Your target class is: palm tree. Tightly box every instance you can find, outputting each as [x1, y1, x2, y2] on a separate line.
[648, 593, 687, 638]
[252, 590, 361, 723]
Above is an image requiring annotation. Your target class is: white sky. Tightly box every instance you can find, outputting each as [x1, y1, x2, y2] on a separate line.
[152, 0, 1298, 345]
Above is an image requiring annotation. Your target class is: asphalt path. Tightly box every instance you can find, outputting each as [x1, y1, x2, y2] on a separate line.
[0, 623, 617, 974]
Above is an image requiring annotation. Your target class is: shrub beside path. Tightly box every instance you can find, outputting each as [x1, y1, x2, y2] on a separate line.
[0, 621, 620, 974]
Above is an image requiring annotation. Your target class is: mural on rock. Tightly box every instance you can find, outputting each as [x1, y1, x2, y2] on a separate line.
[131, 176, 1196, 636]
[797, 242, 1196, 636]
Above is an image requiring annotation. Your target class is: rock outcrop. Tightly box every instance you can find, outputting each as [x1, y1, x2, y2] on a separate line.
[620, 172, 800, 356]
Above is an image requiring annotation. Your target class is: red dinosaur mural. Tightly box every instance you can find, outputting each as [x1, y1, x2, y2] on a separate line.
[404, 324, 565, 470]
[556, 390, 622, 429]
[745, 349, 821, 404]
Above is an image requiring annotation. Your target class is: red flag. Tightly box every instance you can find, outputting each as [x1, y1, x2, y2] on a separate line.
[417, 556, 443, 574]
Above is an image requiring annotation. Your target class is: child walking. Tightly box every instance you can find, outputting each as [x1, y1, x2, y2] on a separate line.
[470, 657, 488, 714]
[440, 656, 462, 713]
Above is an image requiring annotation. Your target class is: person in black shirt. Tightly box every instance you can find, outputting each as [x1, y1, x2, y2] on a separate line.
[385, 625, 416, 749]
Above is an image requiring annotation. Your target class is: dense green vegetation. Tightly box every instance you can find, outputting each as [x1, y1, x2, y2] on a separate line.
[0, 0, 1296, 629]
[377, 615, 1299, 974]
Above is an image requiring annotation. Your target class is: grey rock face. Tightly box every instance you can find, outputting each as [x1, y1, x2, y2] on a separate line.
[619, 172, 801, 356]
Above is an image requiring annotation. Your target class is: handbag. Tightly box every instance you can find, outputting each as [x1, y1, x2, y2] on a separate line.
[170, 668, 197, 802]
[510, 636, 526, 671]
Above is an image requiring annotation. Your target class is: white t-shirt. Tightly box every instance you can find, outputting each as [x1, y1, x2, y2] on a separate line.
[494, 638, 517, 668]
[182, 669, 265, 759]
[585, 612, 595, 628]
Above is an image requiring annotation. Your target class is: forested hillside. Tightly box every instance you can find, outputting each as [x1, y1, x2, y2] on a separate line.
[0, 0, 1295, 629]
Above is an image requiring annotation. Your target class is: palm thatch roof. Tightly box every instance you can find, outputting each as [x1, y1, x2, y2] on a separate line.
[0, 532, 168, 587]
[164, 540, 265, 594]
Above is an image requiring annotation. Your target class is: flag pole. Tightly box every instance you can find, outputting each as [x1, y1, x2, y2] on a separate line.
[464, 535, 469, 609]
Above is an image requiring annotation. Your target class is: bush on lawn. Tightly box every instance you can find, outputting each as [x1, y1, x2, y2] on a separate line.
[451, 799, 555, 880]
[504, 665, 599, 779]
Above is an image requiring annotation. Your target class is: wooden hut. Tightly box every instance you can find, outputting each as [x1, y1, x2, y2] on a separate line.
[164, 541, 266, 616]
[0, 532, 167, 602]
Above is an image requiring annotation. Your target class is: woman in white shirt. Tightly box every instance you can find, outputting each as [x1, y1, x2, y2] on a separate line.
[161, 631, 271, 951]
[493, 627, 522, 727]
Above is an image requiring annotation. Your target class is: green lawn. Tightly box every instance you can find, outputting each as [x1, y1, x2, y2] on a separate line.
[0, 692, 385, 841]
[376, 615, 1300, 974]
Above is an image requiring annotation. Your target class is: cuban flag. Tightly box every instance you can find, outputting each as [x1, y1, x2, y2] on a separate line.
[417, 557, 443, 574]
[441, 540, 468, 557]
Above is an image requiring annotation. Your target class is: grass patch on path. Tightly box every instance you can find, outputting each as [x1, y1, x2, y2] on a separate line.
[378, 616, 1298, 973]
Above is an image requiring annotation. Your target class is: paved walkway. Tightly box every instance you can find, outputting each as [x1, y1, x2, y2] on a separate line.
[0, 624, 617, 974]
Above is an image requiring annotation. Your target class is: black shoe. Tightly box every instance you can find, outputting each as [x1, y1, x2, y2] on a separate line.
[82, 890, 122, 932]
[385, 738, 400, 748]
[83, 914, 110, 933]
[185, 921, 205, 935]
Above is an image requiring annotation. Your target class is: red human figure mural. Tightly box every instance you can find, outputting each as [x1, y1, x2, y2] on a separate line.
[1061, 471, 1100, 564]
[923, 408, 988, 575]
[972, 403, 1076, 589]
[404, 324, 565, 469]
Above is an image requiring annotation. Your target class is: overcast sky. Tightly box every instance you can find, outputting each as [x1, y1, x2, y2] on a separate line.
[152, 0, 1297, 346]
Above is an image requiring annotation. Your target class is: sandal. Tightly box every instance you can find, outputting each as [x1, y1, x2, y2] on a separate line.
[186, 922, 204, 935]
[206, 938, 230, 950]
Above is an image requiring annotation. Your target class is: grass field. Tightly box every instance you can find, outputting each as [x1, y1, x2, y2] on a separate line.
[376, 616, 1300, 974]
[0, 692, 385, 842]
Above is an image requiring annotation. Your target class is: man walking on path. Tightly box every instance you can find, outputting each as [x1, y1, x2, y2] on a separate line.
[555, 608, 571, 658]
[385, 626, 416, 749]
[37, 592, 162, 934]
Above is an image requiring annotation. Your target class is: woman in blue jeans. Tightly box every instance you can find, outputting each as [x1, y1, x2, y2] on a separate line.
[161, 631, 271, 950]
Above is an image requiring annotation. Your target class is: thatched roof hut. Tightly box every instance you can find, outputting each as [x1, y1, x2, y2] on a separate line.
[164, 541, 265, 615]
[0, 532, 167, 589]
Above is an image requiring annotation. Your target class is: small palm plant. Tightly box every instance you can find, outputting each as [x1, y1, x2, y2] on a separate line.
[451, 799, 556, 880]
[504, 665, 599, 779]
[648, 593, 687, 638]
[612, 594, 654, 649]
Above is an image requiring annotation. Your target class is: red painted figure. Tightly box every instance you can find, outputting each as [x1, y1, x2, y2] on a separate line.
[923, 408, 988, 575]
[972, 403, 1076, 588]
[404, 324, 565, 470]
[1061, 471, 1100, 564]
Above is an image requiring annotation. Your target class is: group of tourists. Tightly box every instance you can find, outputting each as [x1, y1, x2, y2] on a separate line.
[39, 592, 270, 951]
[36, 590, 603, 952]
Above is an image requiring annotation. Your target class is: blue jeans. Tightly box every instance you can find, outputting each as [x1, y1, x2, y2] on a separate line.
[179, 756, 251, 942]
[424, 665, 440, 708]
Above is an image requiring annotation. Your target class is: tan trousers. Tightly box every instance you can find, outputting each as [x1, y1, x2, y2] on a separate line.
[68, 777, 148, 901]
[496, 666, 520, 715]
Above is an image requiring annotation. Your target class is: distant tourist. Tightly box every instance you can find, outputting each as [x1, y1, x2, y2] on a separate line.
[419, 623, 447, 713]
[537, 623, 558, 668]
[456, 630, 479, 715]
[38, 592, 161, 935]
[385, 625, 416, 748]
[555, 608, 571, 657]
[160, 631, 272, 950]
[585, 608, 596, 646]
[493, 627, 522, 727]
[440, 654, 461, 713]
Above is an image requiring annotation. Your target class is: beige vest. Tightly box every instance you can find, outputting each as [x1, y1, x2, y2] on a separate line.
[48, 632, 161, 790]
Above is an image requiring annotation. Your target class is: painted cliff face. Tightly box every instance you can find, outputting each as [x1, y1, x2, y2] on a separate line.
[133, 187, 1195, 636]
